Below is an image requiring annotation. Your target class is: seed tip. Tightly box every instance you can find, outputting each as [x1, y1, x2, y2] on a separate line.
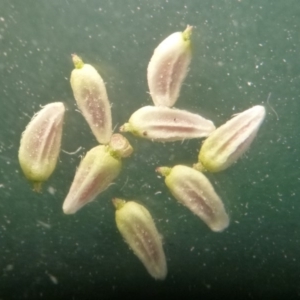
[112, 198, 126, 210]
[119, 123, 130, 133]
[109, 133, 133, 158]
[156, 166, 171, 177]
[183, 25, 193, 40]
[72, 54, 84, 69]
[192, 162, 206, 172]
[62, 202, 76, 215]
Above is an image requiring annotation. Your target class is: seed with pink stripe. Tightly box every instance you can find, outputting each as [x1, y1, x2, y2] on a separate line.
[120, 106, 215, 142]
[63, 145, 122, 214]
[147, 26, 193, 107]
[194, 105, 266, 172]
[113, 199, 167, 280]
[156, 165, 229, 232]
[18, 102, 65, 192]
[70, 54, 112, 144]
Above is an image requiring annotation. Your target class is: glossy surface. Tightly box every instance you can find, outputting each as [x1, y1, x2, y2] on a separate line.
[120, 105, 215, 142]
[113, 199, 167, 280]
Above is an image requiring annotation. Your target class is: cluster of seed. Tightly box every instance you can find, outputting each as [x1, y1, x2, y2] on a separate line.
[18, 26, 266, 280]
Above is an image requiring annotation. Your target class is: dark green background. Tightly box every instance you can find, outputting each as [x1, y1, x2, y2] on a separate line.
[0, 0, 299, 299]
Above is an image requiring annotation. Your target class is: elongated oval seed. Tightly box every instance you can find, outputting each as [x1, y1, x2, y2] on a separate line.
[70, 54, 112, 144]
[18, 102, 65, 192]
[120, 106, 215, 142]
[156, 165, 229, 232]
[112, 199, 167, 280]
[63, 145, 122, 214]
[194, 105, 266, 173]
[147, 26, 192, 107]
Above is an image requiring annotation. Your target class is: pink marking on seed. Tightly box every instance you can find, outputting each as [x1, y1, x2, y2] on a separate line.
[185, 188, 214, 219]
[155, 57, 173, 95]
[75, 172, 105, 206]
[83, 89, 106, 127]
[217, 117, 258, 154]
[126, 219, 160, 263]
[169, 52, 186, 95]
[31, 116, 60, 161]
[151, 125, 199, 133]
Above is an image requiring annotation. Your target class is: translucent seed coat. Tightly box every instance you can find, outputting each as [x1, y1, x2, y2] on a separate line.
[113, 199, 167, 280]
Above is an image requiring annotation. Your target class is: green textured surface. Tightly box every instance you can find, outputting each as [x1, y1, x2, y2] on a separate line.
[0, 0, 299, 299]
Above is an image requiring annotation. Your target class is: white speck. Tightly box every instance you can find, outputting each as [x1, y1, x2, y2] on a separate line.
[47, 186, 56, 195]
[37, 220, 51, 229]
[5, 264, 13, 271]
[154, 191, 162, 195]
[47, 273, 58, 284]
[247, 81, 252, 86]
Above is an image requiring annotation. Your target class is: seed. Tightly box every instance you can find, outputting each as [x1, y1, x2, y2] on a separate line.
[156, 165, 229, 232]
[70, 54, 112, 144]
[195, 105, 266, 172]
[112, 199, 167, 280]
[63, 145, 121, 214]
[18, 102, 65, 192]
[120, 105, 215, 142]
[147, 26, 193, 107]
